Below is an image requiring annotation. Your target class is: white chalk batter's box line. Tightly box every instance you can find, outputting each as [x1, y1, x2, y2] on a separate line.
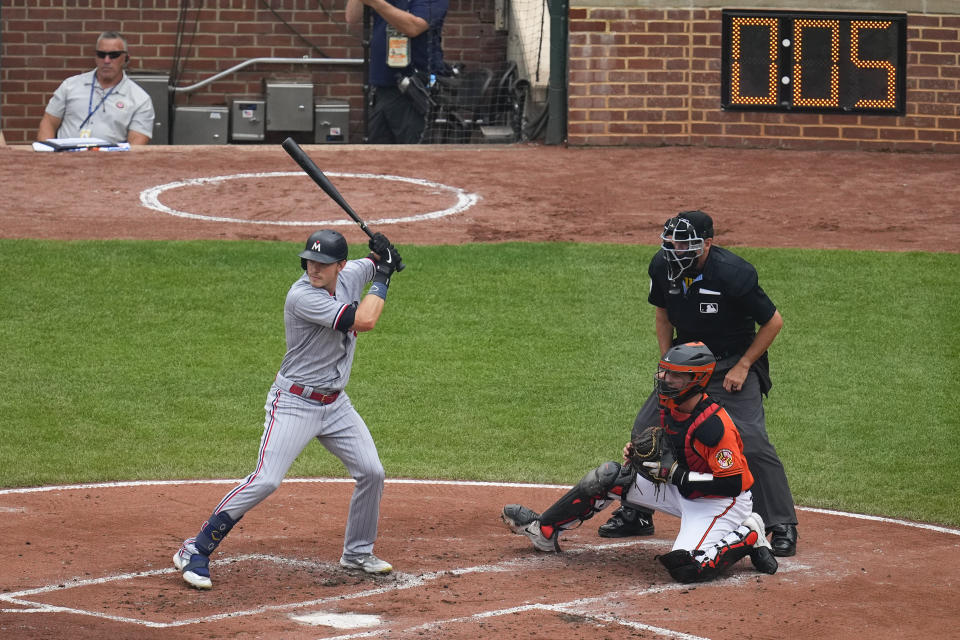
[138, 171, 481, 226]
[1, 480, 957, 638]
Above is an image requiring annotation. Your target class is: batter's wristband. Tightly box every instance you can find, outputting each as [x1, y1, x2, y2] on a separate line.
[368, 281, 389, 300]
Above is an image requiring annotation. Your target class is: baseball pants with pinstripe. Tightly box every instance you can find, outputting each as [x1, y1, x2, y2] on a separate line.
[212, 383, 384, 559]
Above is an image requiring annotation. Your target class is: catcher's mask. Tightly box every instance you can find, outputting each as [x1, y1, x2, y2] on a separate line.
[299, 229, 348, 270]
[655, 341, 716, 410]
[660, 210, 714, 283]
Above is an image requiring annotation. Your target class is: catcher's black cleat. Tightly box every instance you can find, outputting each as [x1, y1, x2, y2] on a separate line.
[502, 504, 539, 531]
[502, 504, 560, 552]
[598, 505, 655, 538]
[744, 512, 778, 574]
[658, 549, 703, 583]
[750, 547, 779, 575]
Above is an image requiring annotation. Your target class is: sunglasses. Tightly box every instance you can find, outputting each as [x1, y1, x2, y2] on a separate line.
[96, 50, 126, 60]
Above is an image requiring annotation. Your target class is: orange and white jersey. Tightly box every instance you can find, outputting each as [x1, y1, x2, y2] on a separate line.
[663, 395, 754, 499]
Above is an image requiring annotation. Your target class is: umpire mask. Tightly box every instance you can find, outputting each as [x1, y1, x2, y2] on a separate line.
[660, 211, 714, 282]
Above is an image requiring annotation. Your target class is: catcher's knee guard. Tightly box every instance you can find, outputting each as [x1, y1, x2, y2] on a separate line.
[540, 461, 634, 532]
[698, 528, 756, 578]
[580, 461, 633, 495]
[194, 511, 241, 556]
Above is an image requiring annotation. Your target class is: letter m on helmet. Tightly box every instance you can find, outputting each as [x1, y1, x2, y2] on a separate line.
[299, 229, 349, 267]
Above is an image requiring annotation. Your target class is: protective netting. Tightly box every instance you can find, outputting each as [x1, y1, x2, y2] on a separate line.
[422, 0, 549, 144]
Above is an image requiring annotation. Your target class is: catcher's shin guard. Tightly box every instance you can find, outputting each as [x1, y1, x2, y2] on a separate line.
[696, 526, 757, 581]
[194, 511, 241, 556]
[539, 461, 634, 532]
[660, 526, 757, 583]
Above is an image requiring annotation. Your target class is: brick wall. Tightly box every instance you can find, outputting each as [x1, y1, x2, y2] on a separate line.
[6, 2, 957, 152]
[568, 7, 960, 152]
[0, 0, 506, 144]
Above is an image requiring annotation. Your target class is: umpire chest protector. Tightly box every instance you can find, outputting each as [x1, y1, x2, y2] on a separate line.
[649, 246, 776, 360]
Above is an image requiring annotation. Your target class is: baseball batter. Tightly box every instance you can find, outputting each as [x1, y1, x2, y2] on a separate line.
[173, 229, 401, 589]
[502, 343, 778, 583]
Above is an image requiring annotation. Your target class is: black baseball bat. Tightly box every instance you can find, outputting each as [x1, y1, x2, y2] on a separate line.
[281, 137, 405, 271]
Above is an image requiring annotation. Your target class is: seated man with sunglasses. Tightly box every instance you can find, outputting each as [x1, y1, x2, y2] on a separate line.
[37, 31, 155, 146]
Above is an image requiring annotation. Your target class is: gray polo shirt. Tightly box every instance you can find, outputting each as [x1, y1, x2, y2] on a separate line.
[44, 70, 155, 144]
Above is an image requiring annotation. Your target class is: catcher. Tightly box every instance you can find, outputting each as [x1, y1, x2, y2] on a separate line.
[502, 342, 778, 583]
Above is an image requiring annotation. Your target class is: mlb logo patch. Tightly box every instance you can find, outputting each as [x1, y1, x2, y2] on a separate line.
[700, 302, 719, 314]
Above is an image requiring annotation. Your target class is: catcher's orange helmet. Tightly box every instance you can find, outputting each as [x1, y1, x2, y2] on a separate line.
[655, 341, 716, 409]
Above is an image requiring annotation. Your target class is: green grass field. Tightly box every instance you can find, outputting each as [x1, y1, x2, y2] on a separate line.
[1, 239, 957, 526]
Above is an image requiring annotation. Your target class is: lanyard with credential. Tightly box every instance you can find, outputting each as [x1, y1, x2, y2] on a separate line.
[78, 78, 117, 133]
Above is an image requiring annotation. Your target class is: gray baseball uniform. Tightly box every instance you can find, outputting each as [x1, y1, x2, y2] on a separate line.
[197, 257, 385, 558]
[174, 229, 400, 587]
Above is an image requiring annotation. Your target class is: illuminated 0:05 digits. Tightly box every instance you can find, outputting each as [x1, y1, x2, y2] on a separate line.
[729, 17, 898, 110]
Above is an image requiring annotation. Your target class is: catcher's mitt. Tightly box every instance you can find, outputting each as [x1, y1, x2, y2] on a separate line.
[629, 425, 682, 486]
[628, 426, 668, 470]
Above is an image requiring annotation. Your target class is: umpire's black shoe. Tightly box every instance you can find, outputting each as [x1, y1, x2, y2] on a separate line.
[597, 505, 655, 538]
[768, 524, 798, 557]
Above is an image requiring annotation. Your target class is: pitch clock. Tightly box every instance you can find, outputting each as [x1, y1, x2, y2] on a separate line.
[721, 9, 907, 115]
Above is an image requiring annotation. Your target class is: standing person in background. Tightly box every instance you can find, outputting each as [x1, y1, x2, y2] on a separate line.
[599, 210, 799, 557]
[345, 0, 449, 143]
[173, 230, 403, 589]
[37, 31, 154, 145]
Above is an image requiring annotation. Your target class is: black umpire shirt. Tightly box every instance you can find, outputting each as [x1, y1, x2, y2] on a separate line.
[648, 245, 777, 367]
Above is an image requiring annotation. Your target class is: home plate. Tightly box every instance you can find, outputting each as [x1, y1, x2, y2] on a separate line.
[290, 611, 382, 629]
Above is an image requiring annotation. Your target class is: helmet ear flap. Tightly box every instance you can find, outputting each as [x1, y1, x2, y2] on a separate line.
[301, 257, 308, 271]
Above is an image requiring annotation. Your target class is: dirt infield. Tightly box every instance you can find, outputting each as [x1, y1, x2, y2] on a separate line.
[1, 143, 958, 252]
[1, 480, 958, 640]
[1, 142, 959, 639]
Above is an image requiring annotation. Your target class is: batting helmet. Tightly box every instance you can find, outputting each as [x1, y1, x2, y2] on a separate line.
[655, 341, 716, 410]
[660, 210, 714, 282]
[299, 229, 348, 270]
